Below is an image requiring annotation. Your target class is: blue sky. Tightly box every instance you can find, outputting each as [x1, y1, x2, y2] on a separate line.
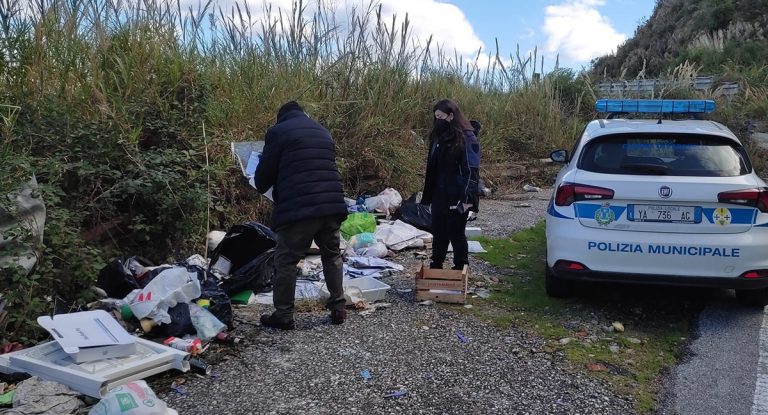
[447, 0, 655, 71]
[197, 0, 655, 72]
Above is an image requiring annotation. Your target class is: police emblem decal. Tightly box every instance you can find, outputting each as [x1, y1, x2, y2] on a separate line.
[595, 203, 615, 226]
[713, 207, 732, 226]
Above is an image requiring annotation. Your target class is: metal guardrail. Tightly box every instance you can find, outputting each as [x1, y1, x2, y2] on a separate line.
[597, 77, 740, 97]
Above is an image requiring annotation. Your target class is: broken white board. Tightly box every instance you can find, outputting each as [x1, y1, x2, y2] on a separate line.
[37, 310, 137, 363]
[0, 337, 189, 398]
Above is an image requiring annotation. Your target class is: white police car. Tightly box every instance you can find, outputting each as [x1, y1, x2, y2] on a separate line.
[546, 99, 768, 306]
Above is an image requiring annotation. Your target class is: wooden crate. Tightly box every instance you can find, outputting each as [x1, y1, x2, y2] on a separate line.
[415, 264, 469, 304]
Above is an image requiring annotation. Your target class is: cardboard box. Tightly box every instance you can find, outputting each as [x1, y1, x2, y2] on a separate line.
[37, 310, 137, 363]
[415, 264, 469, 304]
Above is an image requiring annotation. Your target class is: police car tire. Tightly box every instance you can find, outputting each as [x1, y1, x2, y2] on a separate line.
[545, 265, 573, 298]
[735, 288, 768, 307]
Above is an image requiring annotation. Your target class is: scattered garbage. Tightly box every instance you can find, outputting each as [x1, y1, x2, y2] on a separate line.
[383, 389, 407, 398]
[0, 337, 190, 398]
[188, 357, 212, 376]
[392, 192, 431, 232]
[474, 288, 491, 299]
[37, 310, 137, 363]
[340, 212, 377, 239]
[163, 337, 203, 355]
[363, 188, 403, 217]
[89, 380, 178, 415]
[523, 184, 541, 192]
[359, 370, 371, 381]
[359, 302, 392, 316]
[455, 331, 470, 344]
[418, 300, 434, 306]
[8, 377, 86, 415]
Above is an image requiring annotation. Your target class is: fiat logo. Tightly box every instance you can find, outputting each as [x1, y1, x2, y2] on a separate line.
[659, 186, 672, 198]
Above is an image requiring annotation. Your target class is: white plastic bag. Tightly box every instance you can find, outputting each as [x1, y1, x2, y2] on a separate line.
[364, 188, 402, 215]
[124, 266, 201, 324]
[89, 381, 178, 415]
[189, 303, 227, 340]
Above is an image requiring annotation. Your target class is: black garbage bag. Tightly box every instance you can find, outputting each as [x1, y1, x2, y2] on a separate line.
[152, 302, 195, 338]
[220, 248, 276, 296]
[392, 192, 432, 232]
[208, 222, 276, 276]
[96, 256, 155, 298]
[199, 276, 234, 329]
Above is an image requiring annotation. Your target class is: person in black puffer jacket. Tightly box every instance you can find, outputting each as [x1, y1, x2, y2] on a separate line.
[421, 99, 481, 270]
[254, 101, 349, 330]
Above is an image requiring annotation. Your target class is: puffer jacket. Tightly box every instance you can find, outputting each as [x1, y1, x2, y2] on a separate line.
[254, 109, 348, 230]
[422, 129, 481, 211]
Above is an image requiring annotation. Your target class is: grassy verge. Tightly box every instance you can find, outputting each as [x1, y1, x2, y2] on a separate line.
[471, 222, 702, 413]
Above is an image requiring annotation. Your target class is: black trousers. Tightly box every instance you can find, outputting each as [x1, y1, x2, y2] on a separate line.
[430, 203, 469, 269]
[271, 215, 346, 323]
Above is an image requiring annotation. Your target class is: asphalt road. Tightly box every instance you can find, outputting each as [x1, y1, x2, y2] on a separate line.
[660, 291, 767, 415]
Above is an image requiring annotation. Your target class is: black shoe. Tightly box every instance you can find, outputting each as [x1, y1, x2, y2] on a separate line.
[429, 262, 443, 269]
[260, 314, 295, 330]
[451, 264, 465, 270]
[330, 309, 346, 325]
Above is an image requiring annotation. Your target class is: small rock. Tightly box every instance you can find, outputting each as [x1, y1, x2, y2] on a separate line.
[421, 326, 429, 330]
[559, 338, 574, 345]
[464, 304, 473, 309]
[475, 281, 486, 288]
[627, 337, 642, 344]
[609, 345, 620, 353]
[611, 321, 625, 332]
[490, 276, 500, 283]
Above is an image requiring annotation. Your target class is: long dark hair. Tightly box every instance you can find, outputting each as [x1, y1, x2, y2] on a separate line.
[429, 99, 473, 154]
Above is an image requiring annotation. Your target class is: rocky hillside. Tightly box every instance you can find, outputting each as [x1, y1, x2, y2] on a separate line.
[591, 0, 768, 79]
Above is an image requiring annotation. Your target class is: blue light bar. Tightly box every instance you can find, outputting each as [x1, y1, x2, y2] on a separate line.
[595, 99, 716, 114]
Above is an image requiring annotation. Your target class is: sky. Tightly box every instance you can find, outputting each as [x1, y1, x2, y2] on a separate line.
[190, 0, 656, 72]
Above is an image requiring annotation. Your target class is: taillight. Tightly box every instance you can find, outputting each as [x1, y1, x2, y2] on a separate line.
[718, 188, 768, 213]
[554, 260, 590, 271]
[555, 183, 615, 206]
[741, 270, 768, 279]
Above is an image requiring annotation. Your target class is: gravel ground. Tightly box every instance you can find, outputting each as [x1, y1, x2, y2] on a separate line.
[156, 190, 636, 414]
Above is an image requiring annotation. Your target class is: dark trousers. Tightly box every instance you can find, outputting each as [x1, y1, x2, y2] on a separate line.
[272, 215, 346, 323]
[430, 204, 469, 269]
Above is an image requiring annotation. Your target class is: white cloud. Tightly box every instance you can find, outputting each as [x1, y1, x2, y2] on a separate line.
[543, 0, 627, 63]
[186, 0, 487, 63]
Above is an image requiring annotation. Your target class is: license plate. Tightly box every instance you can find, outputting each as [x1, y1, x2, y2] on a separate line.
[627, 204, 701, 223]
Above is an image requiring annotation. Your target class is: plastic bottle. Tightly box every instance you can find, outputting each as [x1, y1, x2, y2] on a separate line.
[189, 303, 227, 341]
[214, 332, 241, 344]
[163, 337, 203, 355]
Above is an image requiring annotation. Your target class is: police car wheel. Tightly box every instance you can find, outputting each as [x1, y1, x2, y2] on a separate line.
[735, 288, 768, 307]
[545, 265, 573, 298]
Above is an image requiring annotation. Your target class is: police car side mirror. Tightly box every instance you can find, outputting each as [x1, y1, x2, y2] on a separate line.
[550, 149, 568, 164]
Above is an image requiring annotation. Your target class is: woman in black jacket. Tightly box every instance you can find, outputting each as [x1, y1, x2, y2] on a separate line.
[421, 99, 481, 270]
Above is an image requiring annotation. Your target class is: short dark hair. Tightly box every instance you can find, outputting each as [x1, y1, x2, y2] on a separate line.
[277, 101, 303, 120]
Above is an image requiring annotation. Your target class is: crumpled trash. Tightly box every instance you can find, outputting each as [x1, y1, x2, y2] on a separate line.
[5, 377, 85, 415]
[523, 184, 541, 192]
[89, 380, 177, 415]
[123, 266, 201, 324]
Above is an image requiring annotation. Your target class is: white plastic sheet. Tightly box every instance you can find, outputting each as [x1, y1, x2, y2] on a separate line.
[374, 220, 432, 251]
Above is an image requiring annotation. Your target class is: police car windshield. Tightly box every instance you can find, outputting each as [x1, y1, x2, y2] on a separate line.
[579, 133, 751, 177]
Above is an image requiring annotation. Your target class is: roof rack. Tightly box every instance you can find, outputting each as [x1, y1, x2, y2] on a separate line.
[595, 99, 716, 116]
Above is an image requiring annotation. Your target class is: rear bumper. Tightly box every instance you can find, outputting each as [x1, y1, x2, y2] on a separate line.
[551, 267, 768, 290]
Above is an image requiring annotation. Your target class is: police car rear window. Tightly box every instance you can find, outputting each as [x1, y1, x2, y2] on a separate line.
[579, 133, 750, 176]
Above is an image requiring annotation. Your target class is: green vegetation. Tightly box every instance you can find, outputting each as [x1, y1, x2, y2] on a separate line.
[0, 0, 584, 341]
[473, 224, 700, 413]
